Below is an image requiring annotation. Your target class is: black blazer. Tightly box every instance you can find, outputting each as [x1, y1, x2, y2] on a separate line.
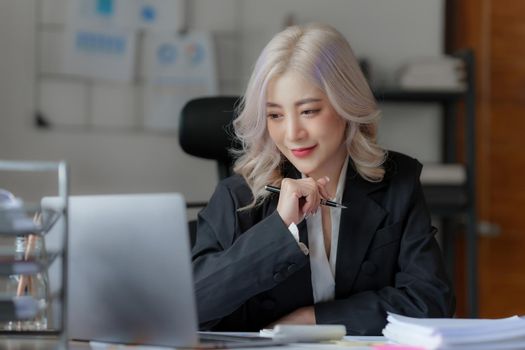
[192, 151, 455, 335]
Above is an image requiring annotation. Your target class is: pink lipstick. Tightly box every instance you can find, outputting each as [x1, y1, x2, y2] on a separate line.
[291, 145, 317, 158]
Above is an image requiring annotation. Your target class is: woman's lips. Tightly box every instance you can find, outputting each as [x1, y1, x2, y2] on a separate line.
[291, 145, 317, 158]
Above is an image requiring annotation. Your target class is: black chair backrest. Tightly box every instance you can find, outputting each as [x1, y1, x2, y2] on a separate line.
[179, 96, 241, 180]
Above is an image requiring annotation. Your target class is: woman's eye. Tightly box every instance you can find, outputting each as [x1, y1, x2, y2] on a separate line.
[267, 113, 282, 120]
[302, 109, 320, 117]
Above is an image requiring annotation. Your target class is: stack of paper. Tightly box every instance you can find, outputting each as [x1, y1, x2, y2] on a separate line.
[383, 312, 525, 350]
[396, 56, 466, 91]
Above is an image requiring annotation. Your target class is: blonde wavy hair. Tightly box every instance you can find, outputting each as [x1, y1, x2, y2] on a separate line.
[233, 23, 386, 208]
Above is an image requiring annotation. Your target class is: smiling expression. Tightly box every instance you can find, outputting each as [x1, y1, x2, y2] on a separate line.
[266, 71, 348, 180]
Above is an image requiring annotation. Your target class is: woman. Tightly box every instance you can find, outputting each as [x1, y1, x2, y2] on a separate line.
[192, 23, 455, 335]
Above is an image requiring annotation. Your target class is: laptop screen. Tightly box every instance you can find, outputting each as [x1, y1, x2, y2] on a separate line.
[43, 193, 198, 347]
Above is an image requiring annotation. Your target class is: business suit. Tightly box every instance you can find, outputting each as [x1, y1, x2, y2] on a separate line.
[192, 151, 455, 335]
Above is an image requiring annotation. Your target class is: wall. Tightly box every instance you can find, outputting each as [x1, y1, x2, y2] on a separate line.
[0, 0, 444, 211]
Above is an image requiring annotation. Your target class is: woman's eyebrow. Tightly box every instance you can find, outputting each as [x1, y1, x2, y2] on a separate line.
[266, 101, 281, 108]
[295, 98, 322, 106]
[266, 98, 322, 108]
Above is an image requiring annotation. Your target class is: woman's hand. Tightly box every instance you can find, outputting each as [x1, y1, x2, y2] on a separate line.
[267, 306, 316, 328]
[276, 177, 331, 226]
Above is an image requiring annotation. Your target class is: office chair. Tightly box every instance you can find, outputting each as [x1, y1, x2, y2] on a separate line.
[178, 96, 241, 246]
[179, 96, 241, 180]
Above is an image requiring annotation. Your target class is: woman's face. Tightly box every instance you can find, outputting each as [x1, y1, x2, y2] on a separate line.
[266, 71, 348, 180]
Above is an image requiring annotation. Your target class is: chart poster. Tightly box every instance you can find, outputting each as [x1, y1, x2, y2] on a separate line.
[63, 25, 136, 82]
[142, 32, 218, 131]
[68, 0, 184, 32]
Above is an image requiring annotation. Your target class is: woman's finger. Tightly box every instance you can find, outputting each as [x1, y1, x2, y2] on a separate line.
[301, 178, 320, 215]
[316, 176, 332, 200]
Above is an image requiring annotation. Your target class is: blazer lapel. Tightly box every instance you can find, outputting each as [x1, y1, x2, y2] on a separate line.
[334, 161, 388, 298]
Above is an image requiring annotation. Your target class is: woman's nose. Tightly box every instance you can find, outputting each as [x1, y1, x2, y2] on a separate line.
[285, 116, 306, 141]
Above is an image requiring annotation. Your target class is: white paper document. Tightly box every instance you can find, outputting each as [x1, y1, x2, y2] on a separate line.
[383, 312, 525, 350]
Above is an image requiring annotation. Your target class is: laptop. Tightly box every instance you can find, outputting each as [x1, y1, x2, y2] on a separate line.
[42, 193, 287, 348]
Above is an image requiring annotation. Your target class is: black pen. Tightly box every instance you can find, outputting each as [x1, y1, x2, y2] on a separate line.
[264, 185, 347, 209]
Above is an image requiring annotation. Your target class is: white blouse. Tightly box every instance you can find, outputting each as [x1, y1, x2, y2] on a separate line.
[288, 158, 349, 303]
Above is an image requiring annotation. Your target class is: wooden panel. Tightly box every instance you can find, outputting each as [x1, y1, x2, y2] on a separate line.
[478, 3, 525, 316]
[489, 150, 525, 198]
[479, 235, 525, 317]
[451, 0, 525, 318]
[488, 105, 525, 143]
[490, 51, 525, 102]
[491, 2, 525, 18]
[490, 4, 525, 103]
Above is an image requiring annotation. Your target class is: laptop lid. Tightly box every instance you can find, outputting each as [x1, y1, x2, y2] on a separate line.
[43, 193, 198, 347]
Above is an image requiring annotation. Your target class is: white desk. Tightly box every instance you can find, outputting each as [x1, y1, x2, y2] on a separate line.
[0, 336, 387, 350]
[0, 337, 87, 350]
